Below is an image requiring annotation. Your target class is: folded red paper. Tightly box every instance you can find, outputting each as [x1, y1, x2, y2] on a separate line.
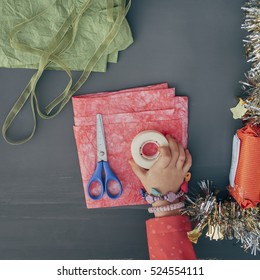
[72, 83, 188, 208]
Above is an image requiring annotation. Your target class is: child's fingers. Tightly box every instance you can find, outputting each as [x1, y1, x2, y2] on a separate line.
[183, 149, 192, 173]
[166, 135, 179, 166]
[128, 159, 146, 180]
[176, 142, 186, 170]
[152, 146, 172, 169]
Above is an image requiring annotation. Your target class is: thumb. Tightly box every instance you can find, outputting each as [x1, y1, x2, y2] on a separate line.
[128, 159, 146, 180]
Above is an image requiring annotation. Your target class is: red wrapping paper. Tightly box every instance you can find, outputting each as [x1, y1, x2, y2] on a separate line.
[229, 124, 260, 208]
[72, 83, 188, 208]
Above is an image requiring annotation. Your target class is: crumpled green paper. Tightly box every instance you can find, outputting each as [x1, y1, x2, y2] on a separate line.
[0, 0, 133, 72]
[0, 0, 133, 144]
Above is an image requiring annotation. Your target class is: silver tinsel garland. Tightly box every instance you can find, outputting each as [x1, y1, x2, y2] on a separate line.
[178, 0, 260, 258]
[240, 0, 260, 125]
[182, 181, 260, 255]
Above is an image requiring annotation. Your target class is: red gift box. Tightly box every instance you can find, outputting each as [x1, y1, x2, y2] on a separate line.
[228, 124, 260, 208]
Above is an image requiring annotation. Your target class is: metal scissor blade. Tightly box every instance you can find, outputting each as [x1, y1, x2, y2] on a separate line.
[96, 114, 107, 162]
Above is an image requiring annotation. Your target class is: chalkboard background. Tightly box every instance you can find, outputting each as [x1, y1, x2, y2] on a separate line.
[0, 0, 258, 260]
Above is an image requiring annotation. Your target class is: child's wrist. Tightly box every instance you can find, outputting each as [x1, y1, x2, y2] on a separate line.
[142, 188, 184, 204]
[152, 198, 180, 207]
[141, 187, 185, 217]
[151, 199, 183, 217]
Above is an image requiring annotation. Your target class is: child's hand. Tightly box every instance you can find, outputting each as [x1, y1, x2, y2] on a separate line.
[129, 135, 192, 195]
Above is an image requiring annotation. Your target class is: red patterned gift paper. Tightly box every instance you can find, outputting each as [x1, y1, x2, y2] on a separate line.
[72, 84, 188, 208]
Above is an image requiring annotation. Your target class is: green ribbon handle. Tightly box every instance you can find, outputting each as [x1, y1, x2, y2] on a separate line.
[2, 0, 131, 145]
[107, 0, 114, 22]
[46, 0, 131, 115]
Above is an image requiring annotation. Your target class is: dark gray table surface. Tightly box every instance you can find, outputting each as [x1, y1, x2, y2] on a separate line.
[0, 0, 258, 260]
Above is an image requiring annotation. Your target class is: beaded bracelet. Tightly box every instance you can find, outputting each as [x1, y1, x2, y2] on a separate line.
[148, 201, 185, 214]
[141, 188, 184, 204]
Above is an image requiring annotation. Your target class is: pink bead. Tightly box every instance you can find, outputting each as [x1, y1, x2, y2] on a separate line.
[165, 192, 177, 202]
[146, 194, 154, 204]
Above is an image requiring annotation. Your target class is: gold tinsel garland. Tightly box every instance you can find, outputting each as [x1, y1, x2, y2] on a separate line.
[182, 181, 260, 255]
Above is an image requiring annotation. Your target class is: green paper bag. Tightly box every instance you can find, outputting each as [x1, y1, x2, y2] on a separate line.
[0, 0, 133, 144]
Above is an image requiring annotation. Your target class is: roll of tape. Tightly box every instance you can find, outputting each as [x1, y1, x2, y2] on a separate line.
[131, 130, 169, 169]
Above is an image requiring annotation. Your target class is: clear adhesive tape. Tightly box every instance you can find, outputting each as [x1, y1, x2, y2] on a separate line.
[131, 130, 169, 169]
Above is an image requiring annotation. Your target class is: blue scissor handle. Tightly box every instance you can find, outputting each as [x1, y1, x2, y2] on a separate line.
[86, 162, 105, 200]
[103, 161, 123, 199]
[86, 161, 123, 200]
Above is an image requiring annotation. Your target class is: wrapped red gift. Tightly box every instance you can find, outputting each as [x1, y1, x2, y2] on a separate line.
[72, 83, 189, 208]
[229, 124, 260, 208]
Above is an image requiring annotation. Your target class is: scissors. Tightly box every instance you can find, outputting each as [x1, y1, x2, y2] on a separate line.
[86, 114, 123, 200]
